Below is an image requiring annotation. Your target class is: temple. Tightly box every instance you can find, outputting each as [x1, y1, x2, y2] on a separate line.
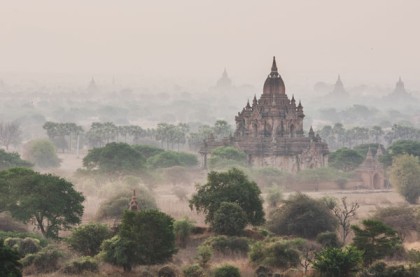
[200, 57, 329, 173]
[355, 146, 386, 189]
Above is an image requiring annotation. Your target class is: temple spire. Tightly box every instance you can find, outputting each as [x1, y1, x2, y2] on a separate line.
[271, 56, 278, 72]
[128, 189, 139, 211]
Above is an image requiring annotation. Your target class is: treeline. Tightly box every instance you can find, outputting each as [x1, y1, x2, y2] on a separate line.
[41, 120, 233, 153]
[318, 123, 420, 150]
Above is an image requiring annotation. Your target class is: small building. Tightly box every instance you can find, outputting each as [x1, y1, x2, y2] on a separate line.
[355, 146, 386, 189]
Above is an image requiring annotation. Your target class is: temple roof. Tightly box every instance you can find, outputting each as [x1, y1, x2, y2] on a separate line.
[263, 57, 286, 95]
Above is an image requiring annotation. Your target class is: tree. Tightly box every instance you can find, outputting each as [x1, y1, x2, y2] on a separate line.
[267, 193, 337, 239]
[174, 218, 194, 248]
[212, 202, 248, 236]
[0, 149, 32, 171]
[0, 121, 21, 150]
[312, 246, 363, 277]
[101, 210, 177, 272]
[329, 148, 364, 172]
[83, 142, 146, 175]
[147, 151, 198, 169]
[0, 168, 84, 238]
[213, 120, 233, 139]
[0, 239, 22, 277]
[351, 219, 402, 265]
[213, 264, 240, 277]
[67, 223, 112, 256]
[390, 154, 420, 204]
[382, 140, 420, 166]
[189, 168, 264, 226]
[208, 146, 247, 169]
[22, 139, 61, 168]
[333, 197, 360, 245]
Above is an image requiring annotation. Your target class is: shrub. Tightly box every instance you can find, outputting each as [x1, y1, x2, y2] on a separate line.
[267, 193, 337, 239]
[316, 232, 340, 248]
[0, 149, 32, 171]
[212, 202, 248, 236]
[0, 239, 22, 277]
[174, 217, 194, 248]
[208, 146, 247, 169]
[147, 151, 198, 168]
[0, 232, 47, 247]
[249, 238, 304, 269]
[183, 263, 205, 277]
[67, 223, 112, 256]
[132, 144, 164, 159]
[4, 237, 41, 256]
[204, 236, 249, 255]
[213, 264, 241, 277]
[329, 148, 364, 172]
[390, 154, 420, 204]
[22, 139, 60, 168]
[96, 187, 157, 220]
[312, 246, 363, 277]
[266, 186, 283, 208]
[196, 244, 212, 268]
[62, 256, 98, 274]
[359, 261, 420, 277]
[21, 246, 63, 273]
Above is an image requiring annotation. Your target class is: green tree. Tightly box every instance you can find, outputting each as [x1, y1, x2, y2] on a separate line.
[0, 239, 22, 277]
[0, 149, 32, 171]
[101, 210, 176, 272]
[390, 154, 420, 204]
[22, 139, 60, 168]
[208, 146, 247, 169]
[0, 168, 84, 238]
[174, 217, 194, 248]
[67, 223, 112, 256]
[83, 142, 145, 175]
[147, 151, 198, 168]
[329, 148, 364, 171]
[189, 168, 264, 226]
[312, 246, 363, 277]
[351, 219, 402, 265]
[382, 140, 420, 166]
[267, 193, 337, 239]
[212, 202, 248, 236]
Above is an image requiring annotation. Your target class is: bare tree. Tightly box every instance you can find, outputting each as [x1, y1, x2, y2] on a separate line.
[333, 197, 359, 245]
[0, 121, 21, 150]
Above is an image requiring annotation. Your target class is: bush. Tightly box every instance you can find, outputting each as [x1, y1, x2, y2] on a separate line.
[267, 193, 337, 239]
[329, 148, 364, 172]
[212, 202, 248, 236]
[359, 261, 420, 277]
[62, 256, 98, 274]
[67, 223, 112, 256]
[183, 264, 205, 277]
[21, 246, 63, 273]
[96, 187, 157, 220]
[312, 246, 363, 277]
[208, 146, 247, 169]
[132, 144, 165, 159]
[0, 232, 47, 248]
[4, 237, 41, 256]
[213, 264, 241, 277]
[390, 154, 420, 204]
[174, 217, 194, 248]
[204, 236, 249, 255]
[0, 239, 22, 277]
[249, 238, 304, 269]
[0, 149, 32, 171]
[22, 139, 60, 168]
[147, 151, 198, 168]
[266, 186, 283, 208]
[196, 244, 212, 268]
[316, 232, 340, 248]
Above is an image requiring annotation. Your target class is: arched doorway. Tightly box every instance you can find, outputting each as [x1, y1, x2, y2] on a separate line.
[290, 124, 295, 138]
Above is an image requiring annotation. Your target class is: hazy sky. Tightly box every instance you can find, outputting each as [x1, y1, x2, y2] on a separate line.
[1, 0, 419, 89]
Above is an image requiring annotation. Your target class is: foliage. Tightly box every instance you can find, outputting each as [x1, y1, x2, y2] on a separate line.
[0, 121, 21, 150]
[359, 261, 420, 277]
[0, 232, 47, 248]
[196, 244, 212, 268]
[204, 235, 249, 255]
[4, 237, 41, 256]
[96, 187, 157, 220]
[213, 264, 241, 277]
[0, 239, 22, 277]
[266, 186, 283, 208]
[329, 148, 364, 171]
[372, 205, 419, 241]
[353, 143, 385, 158]
[42, 122, 83, 152]
[407, 249, 420, 264]
[0, 150, 32, 171]
[174, 217, 194, 248]
[249, 238, 304, 269]
[351, 219, 402, 265]
[22, 139, 60, 168]
[67, 223, 112, 256]
[147, 150, 198, 168]
[0, 168, 84, 238]
[316, 232, 340, 248]
[312, 246, 363, 277]
[101, 210, 176, 271]
[208, 146, 247, 169]
[0, 213, 27, 232]
[83, 142, 146, 174]
[212, 202, 248, 236]
[267, 193, 337, 239]
[62, 256, 99, 274]
[382, 140, 420, 166]
[390, 154, 420, 204]
[21, 246, 63, 273]
[131, 144, 164, 159]
[183, 263, 206, 277]
[189, 168, 264, 226]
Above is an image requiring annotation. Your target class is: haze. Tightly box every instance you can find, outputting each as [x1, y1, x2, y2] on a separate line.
[1, 0, 419, 89]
